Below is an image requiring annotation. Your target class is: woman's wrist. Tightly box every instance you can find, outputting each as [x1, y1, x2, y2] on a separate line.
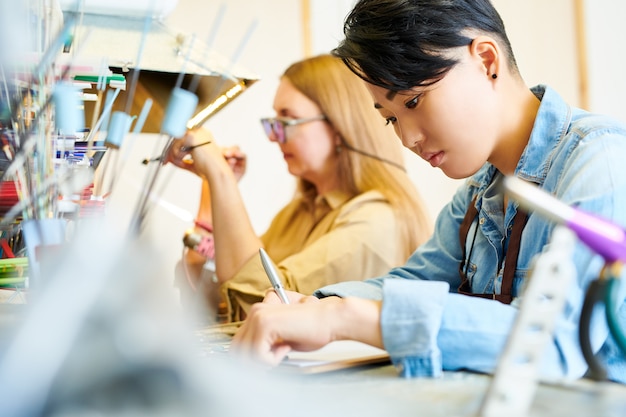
[325, 296, 383, 348]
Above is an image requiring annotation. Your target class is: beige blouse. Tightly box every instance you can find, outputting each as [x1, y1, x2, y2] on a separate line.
[220, 189, 413, 321]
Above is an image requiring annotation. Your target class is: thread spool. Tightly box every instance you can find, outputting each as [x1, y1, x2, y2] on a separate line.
[106, 111, 132, 149]
[161, 87, 198, 138]
[53, 82, 85, 134]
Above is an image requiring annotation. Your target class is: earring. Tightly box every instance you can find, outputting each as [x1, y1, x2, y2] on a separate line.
[335, 145, 342, 154]
[491, 73, 498, 79]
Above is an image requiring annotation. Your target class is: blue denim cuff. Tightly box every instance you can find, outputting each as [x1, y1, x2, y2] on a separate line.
[391, 352, 443, 378]
[314, 278, 385, 300]
[381, 279, 449, 378]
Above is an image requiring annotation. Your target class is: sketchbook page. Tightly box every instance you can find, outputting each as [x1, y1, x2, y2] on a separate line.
[279, 341, 390, 374]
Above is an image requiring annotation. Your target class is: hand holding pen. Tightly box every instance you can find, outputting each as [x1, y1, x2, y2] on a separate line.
[158, 129, 246, 179]
[166, 129, 218, 169]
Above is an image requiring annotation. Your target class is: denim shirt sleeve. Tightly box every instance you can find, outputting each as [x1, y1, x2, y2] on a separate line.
[313, 277, 385, 300]
[381, 279, 449, 377]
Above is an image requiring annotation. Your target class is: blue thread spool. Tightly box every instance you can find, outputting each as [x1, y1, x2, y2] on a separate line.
[106, 111, 132, 149]
[53, 82, 85, 134]
[161, 87, 198, 138]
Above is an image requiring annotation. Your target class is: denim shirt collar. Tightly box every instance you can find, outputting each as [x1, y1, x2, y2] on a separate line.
[516, 85, 572, 185]
[470, 84, 571, 193]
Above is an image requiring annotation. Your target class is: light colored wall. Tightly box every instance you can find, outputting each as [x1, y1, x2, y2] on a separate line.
[494, 0, 580, 105]
[584, 0, 626, 122]
[113, 0, 626, 282]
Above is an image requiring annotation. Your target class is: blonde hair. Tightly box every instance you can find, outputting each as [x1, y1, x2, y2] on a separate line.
[282, 54, 432, 256]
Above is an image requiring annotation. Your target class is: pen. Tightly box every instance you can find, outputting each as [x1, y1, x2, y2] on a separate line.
[259, 248, 290, 304]
[141, 141, 212, 165]
[141, 149, 244, 165]
[180, 140, 213, 152]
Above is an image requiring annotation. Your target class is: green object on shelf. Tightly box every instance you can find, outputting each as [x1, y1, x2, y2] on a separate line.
[0, 277, 26, 286]
[0, 257, 28, 286]
[73, 74, 126, 84]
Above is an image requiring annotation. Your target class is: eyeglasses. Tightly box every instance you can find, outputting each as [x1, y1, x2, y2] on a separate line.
[260, 115, 326, 144]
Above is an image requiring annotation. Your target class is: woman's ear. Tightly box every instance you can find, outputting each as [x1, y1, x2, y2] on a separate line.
[334, 132, 345, 154]
[332, 128, 343, 146]
[469, 35, 500, 79]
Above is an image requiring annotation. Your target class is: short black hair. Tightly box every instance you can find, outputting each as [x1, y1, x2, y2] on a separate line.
[333, 0, 518, 91]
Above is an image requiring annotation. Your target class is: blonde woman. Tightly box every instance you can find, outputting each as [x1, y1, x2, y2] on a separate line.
[167, 54, 431, 322]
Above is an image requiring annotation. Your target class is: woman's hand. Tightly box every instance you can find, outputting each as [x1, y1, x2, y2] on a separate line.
[165, 129, 247, 180]
[230, 296, 384, 366]
[165, 136, 202, 175]
[222, 146, 247, 181]
[230, 296, 337, 366]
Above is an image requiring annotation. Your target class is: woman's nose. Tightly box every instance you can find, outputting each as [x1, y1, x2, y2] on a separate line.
[394, 120, 423, 149]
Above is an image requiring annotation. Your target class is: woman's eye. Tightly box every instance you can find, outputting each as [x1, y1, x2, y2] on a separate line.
[385, 116, 397, 126]
[405, 95, 420, 109]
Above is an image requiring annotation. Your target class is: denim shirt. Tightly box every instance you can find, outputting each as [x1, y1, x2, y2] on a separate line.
[315, 85, 626, 383]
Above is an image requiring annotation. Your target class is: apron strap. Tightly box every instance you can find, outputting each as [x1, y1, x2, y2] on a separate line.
[457, 195, 529, 304]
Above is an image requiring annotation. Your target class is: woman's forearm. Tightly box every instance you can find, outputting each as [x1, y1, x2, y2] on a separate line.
[196, 179, 213, 222]
[204, 161, 262, 282]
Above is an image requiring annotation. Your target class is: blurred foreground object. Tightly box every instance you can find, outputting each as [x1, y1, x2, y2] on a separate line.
[502, 176, 626, 380]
